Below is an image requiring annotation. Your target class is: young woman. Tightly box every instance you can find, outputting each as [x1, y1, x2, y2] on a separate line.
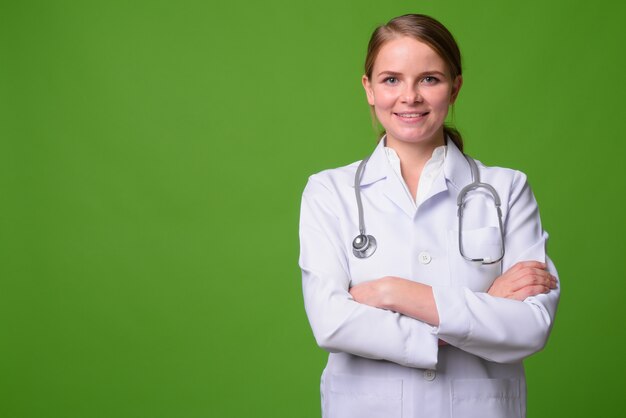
[299, 14, 559, 418]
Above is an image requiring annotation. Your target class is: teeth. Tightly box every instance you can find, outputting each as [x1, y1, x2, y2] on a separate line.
[397, 113, 426, 118]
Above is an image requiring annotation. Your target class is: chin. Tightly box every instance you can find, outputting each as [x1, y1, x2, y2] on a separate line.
[390, 131, 439, 145]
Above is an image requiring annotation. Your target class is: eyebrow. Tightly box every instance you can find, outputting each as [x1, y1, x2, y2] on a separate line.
[376, 70, 447, 77]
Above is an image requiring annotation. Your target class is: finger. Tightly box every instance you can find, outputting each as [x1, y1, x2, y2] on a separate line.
[533, 270, 557, 289]
[512, 260, 547, 271]
[512, 267, 552, 286]
[530, 270, 554, 287]
[508, 265, 547, 284]
[510, 270, 547, 291]
[550, 275, 558, 288]
[515, 285, 550, 300]
[522, 267, 550, 280]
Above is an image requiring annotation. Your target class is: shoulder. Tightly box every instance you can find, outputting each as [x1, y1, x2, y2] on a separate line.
[302, 160, 361, 197]
[300, 160, 363, 222]
[471, 158, 538, 213]
[473, 158, 530, 191]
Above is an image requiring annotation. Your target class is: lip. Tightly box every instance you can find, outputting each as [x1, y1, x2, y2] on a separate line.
[393, 111, 429, 122]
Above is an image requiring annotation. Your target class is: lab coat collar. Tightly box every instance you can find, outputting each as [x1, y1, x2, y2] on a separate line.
[353, 135, 472, 187]
[354, 138, 388, 187]
[352, 135, 473, 218]
[442, 138, 473, 191]
[352, 137, 414, 218]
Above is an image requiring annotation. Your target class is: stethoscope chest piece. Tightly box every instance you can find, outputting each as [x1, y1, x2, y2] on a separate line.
[352, 234, 377, 258]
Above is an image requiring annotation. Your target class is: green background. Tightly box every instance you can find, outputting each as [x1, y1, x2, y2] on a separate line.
[1, 0, 625, 417]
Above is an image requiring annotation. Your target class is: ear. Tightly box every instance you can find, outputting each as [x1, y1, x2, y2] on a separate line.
[362, 75, 375, 106]
[450, 75, 463, 104]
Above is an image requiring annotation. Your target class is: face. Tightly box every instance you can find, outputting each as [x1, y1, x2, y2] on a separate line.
[362, 36, 462, 149]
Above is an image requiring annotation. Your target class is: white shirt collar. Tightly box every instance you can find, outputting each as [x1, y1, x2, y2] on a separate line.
[384, 144, 448, 207]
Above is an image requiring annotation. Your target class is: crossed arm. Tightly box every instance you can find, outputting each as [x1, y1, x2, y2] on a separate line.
[349, 260, 558, 327]
[301, 172, 560, 366]
[348, 170, 560, 360]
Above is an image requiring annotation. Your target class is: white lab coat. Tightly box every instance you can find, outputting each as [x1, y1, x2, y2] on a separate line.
[299, 138, 560, 418]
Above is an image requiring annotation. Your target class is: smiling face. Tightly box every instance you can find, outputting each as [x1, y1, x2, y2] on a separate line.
[362, 36, 462, 150]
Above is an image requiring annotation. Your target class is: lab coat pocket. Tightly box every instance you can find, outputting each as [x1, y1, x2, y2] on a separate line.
[451, 378, 521, 418]
[448, 226, 502, 291]
[326, 373, 403, 418]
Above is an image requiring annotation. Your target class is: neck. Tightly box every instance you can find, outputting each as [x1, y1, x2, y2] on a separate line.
[385, 131, 446, 172]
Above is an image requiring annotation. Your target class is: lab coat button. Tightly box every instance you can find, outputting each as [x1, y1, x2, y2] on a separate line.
[418, 251, 432, 264]
[423, 369, 436, 381]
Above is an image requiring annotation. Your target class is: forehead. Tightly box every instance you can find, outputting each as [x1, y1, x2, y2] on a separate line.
[373, 36, 448, 74]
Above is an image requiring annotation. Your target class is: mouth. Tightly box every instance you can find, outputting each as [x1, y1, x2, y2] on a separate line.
[394, 111, 429, 119]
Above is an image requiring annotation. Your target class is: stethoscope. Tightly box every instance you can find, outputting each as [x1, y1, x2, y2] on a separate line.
[352, 150, 505, 264]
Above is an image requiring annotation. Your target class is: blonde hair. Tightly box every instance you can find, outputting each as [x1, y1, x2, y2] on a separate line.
[364, 14, 464, 151]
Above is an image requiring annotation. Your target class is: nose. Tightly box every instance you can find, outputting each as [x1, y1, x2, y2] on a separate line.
[402, 87, 422, 103]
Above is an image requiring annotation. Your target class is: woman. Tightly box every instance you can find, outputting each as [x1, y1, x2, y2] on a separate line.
[299, 14, 559, 418]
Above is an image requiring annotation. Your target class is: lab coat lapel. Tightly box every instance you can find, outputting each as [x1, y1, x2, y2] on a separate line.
[357, 140, 416, 219]
[355, 140, 387, 187]
[443, 139, 473, 192]
[382, 168, 416, 218]
[357, 138, 472, 218]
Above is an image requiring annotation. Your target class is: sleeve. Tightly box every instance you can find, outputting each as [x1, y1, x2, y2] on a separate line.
[431, 170, 560, 363]
[299, 177, 440, 369]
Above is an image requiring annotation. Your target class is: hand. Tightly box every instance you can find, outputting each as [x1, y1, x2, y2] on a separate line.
[488, 261, 557, 301]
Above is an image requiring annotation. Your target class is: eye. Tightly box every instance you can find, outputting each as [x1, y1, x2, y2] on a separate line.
[383, 76, 398, 85]
[421, 76, 439, 84]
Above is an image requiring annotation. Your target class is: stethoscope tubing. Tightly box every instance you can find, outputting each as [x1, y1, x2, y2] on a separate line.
[352, 150, 505, 264]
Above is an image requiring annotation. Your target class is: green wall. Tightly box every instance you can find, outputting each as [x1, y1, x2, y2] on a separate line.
[1, 1, 625, 417]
